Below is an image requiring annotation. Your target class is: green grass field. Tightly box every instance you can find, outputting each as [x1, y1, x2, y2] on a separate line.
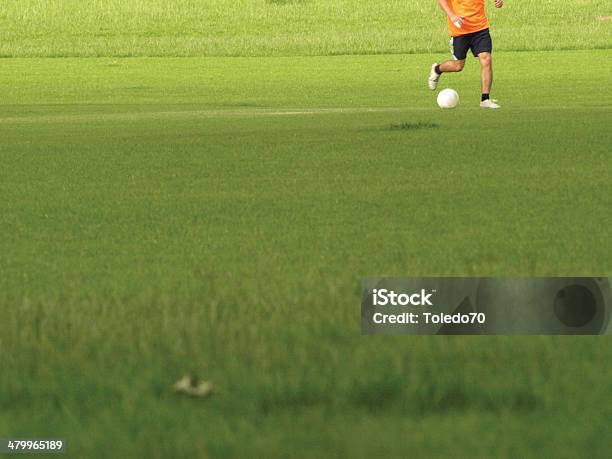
[1, 1, 612, 458]
[1, 0, 611, 56]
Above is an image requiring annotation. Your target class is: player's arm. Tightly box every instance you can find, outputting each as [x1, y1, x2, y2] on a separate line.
[437, 0, 464, 28]
[494, 0, 504, 8]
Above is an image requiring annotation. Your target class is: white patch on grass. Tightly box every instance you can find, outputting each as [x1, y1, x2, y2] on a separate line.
[0, 107, 411, 124]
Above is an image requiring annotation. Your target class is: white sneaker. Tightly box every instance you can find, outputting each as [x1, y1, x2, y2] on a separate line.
[428, 63, 441, 90]
[480, 99, 501, 109]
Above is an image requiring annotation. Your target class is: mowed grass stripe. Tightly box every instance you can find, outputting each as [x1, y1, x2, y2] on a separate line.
[2, 105, 612, 125]
[1, 0, 610, 57]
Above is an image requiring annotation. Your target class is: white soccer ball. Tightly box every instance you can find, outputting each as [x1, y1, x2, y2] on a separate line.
[437, 88, 459, 109]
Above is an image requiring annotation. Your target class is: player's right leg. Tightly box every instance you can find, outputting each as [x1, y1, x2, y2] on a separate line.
[428, 35, 468, 90]
[428, 60, 465, 90]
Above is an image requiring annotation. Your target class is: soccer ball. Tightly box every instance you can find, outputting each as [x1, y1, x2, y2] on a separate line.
[437, 88, 459, 109]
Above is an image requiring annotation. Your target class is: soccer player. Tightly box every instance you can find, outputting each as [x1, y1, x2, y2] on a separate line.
[428, 0, 504, 108]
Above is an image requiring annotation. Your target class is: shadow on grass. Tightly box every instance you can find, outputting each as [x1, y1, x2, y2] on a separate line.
[348, 377, 539, 415]
[267, 0, 305, 4]
[259, 386, 328, 414]
[256, 376, 539, 415]
[389, 121, 439, 131]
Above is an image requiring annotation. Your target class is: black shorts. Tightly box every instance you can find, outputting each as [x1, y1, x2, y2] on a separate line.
[450, 28, 492, 60]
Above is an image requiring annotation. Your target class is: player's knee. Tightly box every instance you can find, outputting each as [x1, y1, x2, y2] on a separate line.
[480, 54, 492, 67]
[455, 60, 465, 71]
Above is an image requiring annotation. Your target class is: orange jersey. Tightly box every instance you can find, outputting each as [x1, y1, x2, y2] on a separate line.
[447, 0, 489, 37]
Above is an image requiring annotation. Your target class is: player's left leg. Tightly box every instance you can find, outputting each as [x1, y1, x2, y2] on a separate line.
[470, 28, 500, 108]
[478, 52, 500, 108]
[478, 52, 493, 96]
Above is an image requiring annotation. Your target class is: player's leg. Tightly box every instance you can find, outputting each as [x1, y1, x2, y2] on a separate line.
[478, 52, 499, 108]
[428, 36, 468, 90]
[439, 60, 466, 73]
[478, 52, 493, 99]
[470, 29, 500, 108]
